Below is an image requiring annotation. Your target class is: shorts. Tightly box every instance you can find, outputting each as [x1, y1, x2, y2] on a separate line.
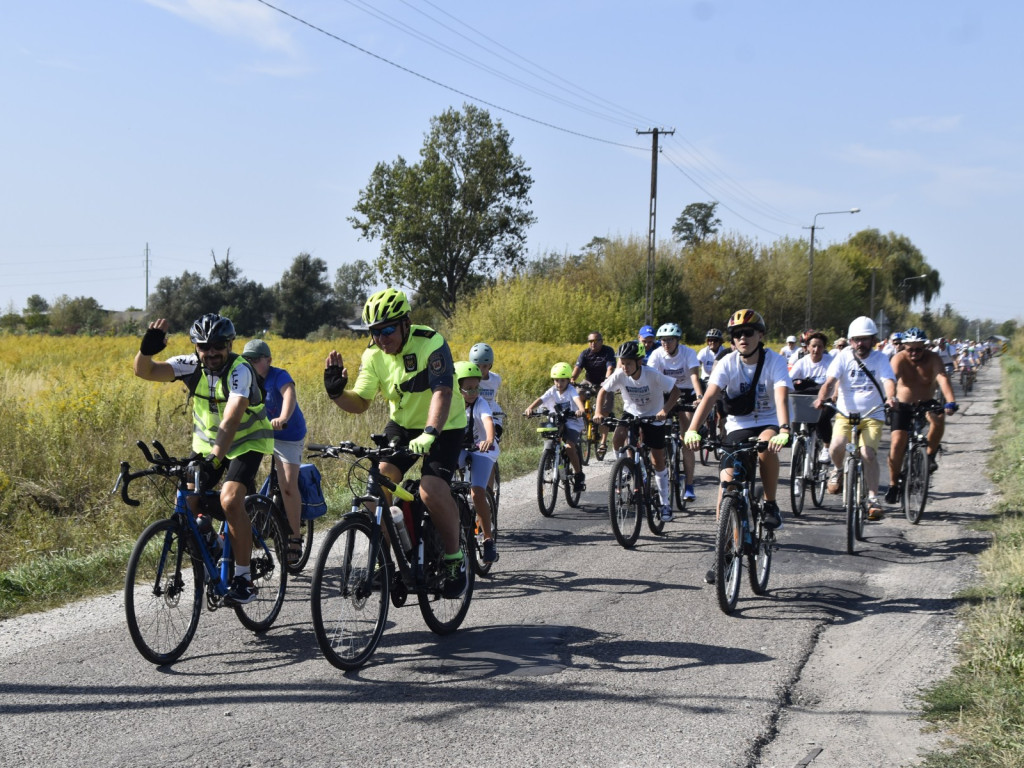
[592, 387, 615, 417]
[718, 426, 777, 478]
[459, 449, 497, 489]
[889, 400, 940, 432]
[190, 450, 266, 494]
[562, 427, 582, 446]
[623, 420, 667, 450]
[383, 421, 461, 483]
[273, 438, 305, 466]
[833, 415, 884, 451]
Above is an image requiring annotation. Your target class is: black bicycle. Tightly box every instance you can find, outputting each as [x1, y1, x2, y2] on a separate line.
[787, 394, 829, 516]
[259, 455, 313, 575]
[529, 407, 584, 516]
[307, 438, 474, 671]
[604, 415, 668, 548]
[898, 401, 946, 524]
[713, 437, 775, 615]
[451, 461, 499, 578]
[115, 440, 288, 665]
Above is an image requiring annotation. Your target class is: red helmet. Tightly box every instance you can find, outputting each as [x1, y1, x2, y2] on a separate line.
[726, 309, 766, 334]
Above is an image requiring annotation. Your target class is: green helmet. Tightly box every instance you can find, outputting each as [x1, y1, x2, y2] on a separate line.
[455, 360, 482, 380]
[550, 362, 573, 379]
[362, 288, 411, 327]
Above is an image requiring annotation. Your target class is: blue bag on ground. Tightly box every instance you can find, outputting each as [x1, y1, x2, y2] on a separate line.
[258, 463, 328, 520]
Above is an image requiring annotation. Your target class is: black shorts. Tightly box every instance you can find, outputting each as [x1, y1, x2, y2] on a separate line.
[383, 421, 461, 483]
[718, 426, 777, 477]
[189, 450, 265, 494]
[890, 400, 940, 432]
[624, 420, 668, 450]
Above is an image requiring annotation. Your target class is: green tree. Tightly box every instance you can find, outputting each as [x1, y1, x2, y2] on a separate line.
[671, 202, 721, 247]
[23, 294, 50, 331]
[147, 271, 215, 331]
[274, 253, 333, 339]
[350, 103, 537, 319]
[49, 295, 106, 334]
[333, 260, 375, 322]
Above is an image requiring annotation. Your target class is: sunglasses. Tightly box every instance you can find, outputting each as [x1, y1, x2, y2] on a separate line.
[370, 324, 400, 339]
[730, 328, 757, 339]
[460, 386, 480, 394]
[197, 341, 228, 352]
[587, 338, 600, 343]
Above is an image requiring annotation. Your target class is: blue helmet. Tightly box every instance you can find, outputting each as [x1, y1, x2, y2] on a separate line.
[903, 327, 927, 343]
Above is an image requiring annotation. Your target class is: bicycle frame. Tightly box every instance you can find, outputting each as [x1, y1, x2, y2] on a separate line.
[825, 402, 885, 553]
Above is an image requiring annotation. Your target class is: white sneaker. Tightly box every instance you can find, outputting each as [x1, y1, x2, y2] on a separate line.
[818, 446, 830, 462]
[660, 506, 674, 522]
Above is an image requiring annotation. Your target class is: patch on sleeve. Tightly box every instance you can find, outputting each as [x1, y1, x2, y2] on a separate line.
[403, 354, 418, 372]
[429, 352, 447, 376]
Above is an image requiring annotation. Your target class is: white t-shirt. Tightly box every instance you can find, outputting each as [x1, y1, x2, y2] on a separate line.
[601, 366, 677, 419]
[648, 344, 700, 391]
[710, 347, 793, 433]
[464, 397, 499, 458]
[696, 346, 718, 379]
[789, 352, 833, 386]
[477, 370, 503, 427]
[825, 348, 895, 415]
[167, 354, 253, 401]
[538, 384, 583, 432]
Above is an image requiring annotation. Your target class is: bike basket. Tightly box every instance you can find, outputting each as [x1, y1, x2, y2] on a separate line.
[788, 394, 820, 424]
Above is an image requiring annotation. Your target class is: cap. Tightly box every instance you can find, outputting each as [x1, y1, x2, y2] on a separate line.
[639, 325, 656, 339]
[786, 335, 797, 343]
[242, 339, 271, 360]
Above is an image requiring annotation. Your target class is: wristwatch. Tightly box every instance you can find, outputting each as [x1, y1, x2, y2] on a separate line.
[423, 425, 439, 437]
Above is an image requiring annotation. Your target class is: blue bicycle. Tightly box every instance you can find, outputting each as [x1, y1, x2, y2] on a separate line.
[115, 440, 288, 665]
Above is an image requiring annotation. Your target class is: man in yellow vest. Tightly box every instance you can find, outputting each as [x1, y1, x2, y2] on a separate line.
[134, 313, 274, 604]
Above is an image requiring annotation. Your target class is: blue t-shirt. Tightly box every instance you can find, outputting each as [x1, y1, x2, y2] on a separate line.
[263, 366, 307, 442]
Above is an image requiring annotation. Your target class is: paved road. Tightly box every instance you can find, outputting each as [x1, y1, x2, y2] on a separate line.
[0, 361, 997, 767]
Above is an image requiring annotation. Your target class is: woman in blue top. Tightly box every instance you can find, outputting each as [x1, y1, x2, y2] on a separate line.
[243, 339, 308, 564]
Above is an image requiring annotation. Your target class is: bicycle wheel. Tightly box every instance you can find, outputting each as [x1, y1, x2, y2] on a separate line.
[789, 437, 807, 517]
[125, 518, 203, 665]
[811, 437, 828, 508]
[747, 486, 772, 595]
[418, 518, 474, 634]
[310, 515, 389, 671]
[579, 427, 592, 466]
[491, 462, 501, 515]
[564, 453, 582, 508]
[469, 488, 499, 577]
[844, 458, 858, 554]
[608, 457, 643, 548]
[646, 464, 666, 535]
[277, 487, 313, 575]
[715, 495, 744, 614]
[670, 438, 685, 512]
[904, 444, 930, 524]
[235, 495, 288, 632]
[536, 448, 558, 517]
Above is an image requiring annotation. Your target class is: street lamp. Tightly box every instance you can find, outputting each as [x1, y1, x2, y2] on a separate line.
[900, 273, 929, 307]
[805, 208, 860, 328]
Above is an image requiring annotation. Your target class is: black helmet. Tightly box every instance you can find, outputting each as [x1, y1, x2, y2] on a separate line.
[706, 328, 723, 341]
[189, 313, 236, 345]
[616, 340, 644, 360]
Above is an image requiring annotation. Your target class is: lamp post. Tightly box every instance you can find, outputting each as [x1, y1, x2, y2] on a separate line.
[805, 208, 860, 328]
[900, 273, 929, 316]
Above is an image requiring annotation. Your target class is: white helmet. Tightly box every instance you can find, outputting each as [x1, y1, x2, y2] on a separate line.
[656, 322, 681, 338]
[847, 316, 878, 338]
[786, 335, 797, 343]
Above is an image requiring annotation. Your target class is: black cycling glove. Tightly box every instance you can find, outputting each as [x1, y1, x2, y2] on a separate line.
[324, 365, 348, 399]
[186, 455, 220, 491]
[140, 328, 167, 356]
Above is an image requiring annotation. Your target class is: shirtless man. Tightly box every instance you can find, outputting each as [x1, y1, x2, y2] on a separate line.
[885, 327, 958, 504]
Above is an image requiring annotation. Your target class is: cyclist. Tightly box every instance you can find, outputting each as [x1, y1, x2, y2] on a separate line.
[455, 361, 499, 563]
[883, 331, 903, 359]
[596, 341, 680, 522]
[833, 337, 848, 352]
[932, 337, 955, 381]
[571, 331, 617, 459]
[241, 339, 308, 566]
[885, 327, 958, 504]
[789, 330, 834, 459]
[133, 314, 274, 605]
[813, 316, 895, 521]
[780, 335, 799, 359]
[524, 362, 586, 493]
[697, 328, 724, 382]
[323, 288, 469, 599]
[648, 322, 704, 502]
[468, 342, 504, 440]
[638, 325, 658, 363]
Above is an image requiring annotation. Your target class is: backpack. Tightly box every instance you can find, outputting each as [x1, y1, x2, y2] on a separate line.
[181, 353, 266, 406]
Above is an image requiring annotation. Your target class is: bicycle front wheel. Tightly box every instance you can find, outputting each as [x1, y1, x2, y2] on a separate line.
[235, 495, 288, 631]
[670, 438, 685, 513]
[609, 457, 643, 548]
[579, 427, 592, 466]
[310, 516, 389, 671]
[287, 516, 314, 576]
[646, 465, 666, 535]
[747, 486, 772, 595]
[125, 518, 203, 665]
[564, 454, 582, 508]
[789, 437, 807, 517]
[844, 458, 858, 554]
[811, 436, 828, 508]
[715, 495, 744, 615]
[904, 444, 930, 524]
[536, 449, 558, 517]
[418, 518, 474, 634]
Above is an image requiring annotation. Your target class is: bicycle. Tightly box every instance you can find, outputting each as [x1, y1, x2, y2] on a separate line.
[529, 407, 584, 516]
[115, 440, 288, 665]
[604, 414, 668, 548]
[712, 437, 775, 615]
[696, 406, 723, 467]
[897, 401, 946, 524]
[258, 455, 313, 575]
[825, 402, 886, 554]
[577, 381, 603, 462]
[787, 394, 829, 516]
[450, 474, 499, 577]
[307, 438, 474, 671]
[664, 404, 696, 513]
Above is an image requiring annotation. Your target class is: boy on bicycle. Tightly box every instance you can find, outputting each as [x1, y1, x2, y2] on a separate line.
[455, 361, 499, 563]
[684, 309, 791, 583]
[595, 341, 680, 522]
[524, 362, 586, 492]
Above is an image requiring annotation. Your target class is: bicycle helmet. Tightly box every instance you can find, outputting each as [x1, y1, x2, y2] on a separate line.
[847, 315, 878, 338]
[890, 331, 904, 342]
[705, 328, 723, 341]
[903, 327, 927, 343]
[657, 322, 682, 338]
[362, 288, 411, 327]
[455, 360, 482, 380]
[727, 309, 766, 334]
[468, 342, 494, 367]
[550, 362, 573, 379]
[638, 325, 656, 339]
[189, 313, 236, 344]
[616, 340, 644, 360]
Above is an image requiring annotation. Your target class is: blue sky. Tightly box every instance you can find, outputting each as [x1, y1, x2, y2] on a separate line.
[2, 0, 1020, 324]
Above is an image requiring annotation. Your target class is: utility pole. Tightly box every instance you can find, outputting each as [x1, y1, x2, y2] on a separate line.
[144, 243, 150, 312]
[637, 127, 674, 325]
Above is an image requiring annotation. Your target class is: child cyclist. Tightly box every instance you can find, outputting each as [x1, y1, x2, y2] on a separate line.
[468, 343, 504, 440]
[524, 362, 587, 493]
[595, 341, 680, 522]
[455, 361, 499, 563]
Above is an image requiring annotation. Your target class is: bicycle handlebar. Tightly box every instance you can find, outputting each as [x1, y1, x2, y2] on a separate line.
[112, 440, 195, 507]
[306, 440, 415, 502]
[823, 401, 887, 421]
